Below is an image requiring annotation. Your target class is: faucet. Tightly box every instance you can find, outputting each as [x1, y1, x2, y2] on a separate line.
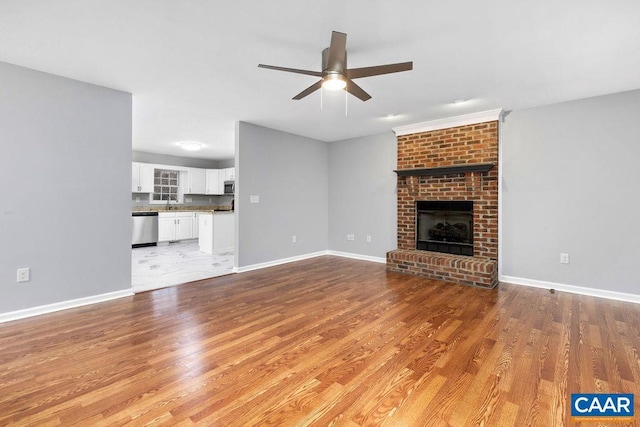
[166, 197, 172, 210]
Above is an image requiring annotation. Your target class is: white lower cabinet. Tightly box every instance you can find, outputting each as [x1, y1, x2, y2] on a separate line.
[158, 212, 198, 242]
[175, 213, 194, 240]
[158, 213, 176, 241]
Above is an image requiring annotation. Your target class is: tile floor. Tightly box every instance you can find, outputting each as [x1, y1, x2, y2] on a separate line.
[131, 240, 235, 292]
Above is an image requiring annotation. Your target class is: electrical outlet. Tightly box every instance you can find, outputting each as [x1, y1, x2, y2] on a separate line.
[346, 234, 355, 241]
[250, 195, 260, 204]
[292, 235, 297, 243]
[135, 196, 140, 203]
[560, 253, 570, 264]
[366, 235, 372, 243]
[186, 197, 193, 203]
[17, 268, 30, 283]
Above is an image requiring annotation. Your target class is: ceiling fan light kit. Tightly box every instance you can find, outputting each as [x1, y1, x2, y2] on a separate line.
[322, 73, 347, 91]
[258, 31, 413, 102]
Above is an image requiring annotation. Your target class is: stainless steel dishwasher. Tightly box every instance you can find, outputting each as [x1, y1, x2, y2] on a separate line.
[132, 212, 158, 248]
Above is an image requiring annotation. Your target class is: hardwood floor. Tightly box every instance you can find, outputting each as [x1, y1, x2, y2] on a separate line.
[1, 256, 639, 426]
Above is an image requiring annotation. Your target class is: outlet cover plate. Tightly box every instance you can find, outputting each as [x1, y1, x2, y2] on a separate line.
[17, 268, 30, 282]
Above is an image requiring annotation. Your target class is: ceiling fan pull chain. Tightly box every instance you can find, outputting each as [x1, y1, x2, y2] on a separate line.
[345, 84, 348, 116]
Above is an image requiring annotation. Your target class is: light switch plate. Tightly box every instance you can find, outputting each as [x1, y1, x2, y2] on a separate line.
[250, 195, 260, 204]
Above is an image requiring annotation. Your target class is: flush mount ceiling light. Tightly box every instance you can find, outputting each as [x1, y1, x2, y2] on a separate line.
[178, 141, 203, 151]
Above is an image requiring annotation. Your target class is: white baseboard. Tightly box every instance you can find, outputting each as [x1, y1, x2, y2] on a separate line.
[0, 289, 134, 324]
[237, 250, 388, 273]
[327, 250, 386, 264]
[237, 251, 329, 273]
[500, 274, 640, 304]
[132, 283, 171, 293]
[9, 262, 636, 324]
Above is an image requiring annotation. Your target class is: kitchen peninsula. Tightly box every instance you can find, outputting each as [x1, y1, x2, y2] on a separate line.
[198, 211, 235, 254]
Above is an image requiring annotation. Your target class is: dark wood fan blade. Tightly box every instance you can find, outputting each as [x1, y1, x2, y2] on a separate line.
[258, 64, 323, 77]
[345, 79, 372, 101]
[326, 31, 347, 72]
[292, 80, 323, 100]
[346, 61, 413, 79]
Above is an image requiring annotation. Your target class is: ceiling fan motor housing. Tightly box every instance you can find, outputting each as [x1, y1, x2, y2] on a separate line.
[322, 47, 347, 76]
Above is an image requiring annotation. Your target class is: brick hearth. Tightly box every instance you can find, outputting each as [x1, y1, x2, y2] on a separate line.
[387, 114, 500, 288]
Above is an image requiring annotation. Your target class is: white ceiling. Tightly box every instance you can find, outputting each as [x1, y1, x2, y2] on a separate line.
[1, 1, 639, 160]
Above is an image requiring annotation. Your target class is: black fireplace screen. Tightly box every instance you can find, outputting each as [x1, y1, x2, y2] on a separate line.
[416, 201, 473, 256]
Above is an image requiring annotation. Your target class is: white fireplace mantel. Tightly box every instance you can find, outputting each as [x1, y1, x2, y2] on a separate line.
[392, 109, 503, 136]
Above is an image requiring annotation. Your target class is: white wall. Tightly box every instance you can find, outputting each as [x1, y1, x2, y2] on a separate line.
[501, 89, 640, 296]
[328, 132, 397, 259]
[236, 122, 328, 267]
[0, 62, 132, 314]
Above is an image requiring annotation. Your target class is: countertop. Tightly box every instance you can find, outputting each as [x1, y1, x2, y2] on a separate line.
[198, 210, 234, 215]
[132, 205, 233, 213]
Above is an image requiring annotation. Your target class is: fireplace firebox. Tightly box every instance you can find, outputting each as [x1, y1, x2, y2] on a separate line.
[416, 201, 473, 256]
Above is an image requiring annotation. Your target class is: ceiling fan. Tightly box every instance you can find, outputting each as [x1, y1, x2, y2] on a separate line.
[258, 31, 413, 101]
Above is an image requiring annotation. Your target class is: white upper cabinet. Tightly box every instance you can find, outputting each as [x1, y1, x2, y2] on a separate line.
[205, 169, 223, 195]
[132, 162, 154, 193]
[132, 162, 231, 196]
[223, 167, 235, 181]
[186, 168, 206, 194]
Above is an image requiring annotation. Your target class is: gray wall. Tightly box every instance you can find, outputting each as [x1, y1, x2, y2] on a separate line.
[0, 61, 132, 313]
[328, 133, 398, 259]
[236, 122, 328, 267]
[501, 89, 640, 295]
[133, 151, 233, 169]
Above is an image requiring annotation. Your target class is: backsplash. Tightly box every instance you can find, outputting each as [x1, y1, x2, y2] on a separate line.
[132, 194, 234, 210]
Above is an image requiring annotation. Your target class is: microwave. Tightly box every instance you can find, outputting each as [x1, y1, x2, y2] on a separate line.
[224, 180, 235, 195]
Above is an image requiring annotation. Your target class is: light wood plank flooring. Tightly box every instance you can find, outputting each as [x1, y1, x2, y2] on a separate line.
[1, 256, 639, 426]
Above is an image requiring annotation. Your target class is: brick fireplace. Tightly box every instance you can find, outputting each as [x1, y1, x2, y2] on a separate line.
[386, 110, 501, 288]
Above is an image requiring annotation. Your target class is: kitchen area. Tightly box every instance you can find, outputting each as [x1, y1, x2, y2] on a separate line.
[131, 154, 236, 292]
